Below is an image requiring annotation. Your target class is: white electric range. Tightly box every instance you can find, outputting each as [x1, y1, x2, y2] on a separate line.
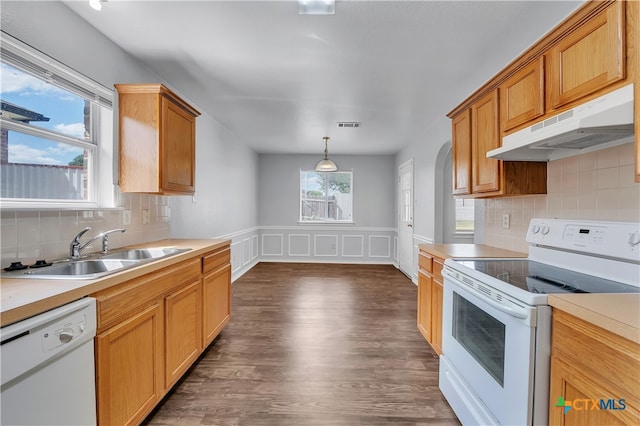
[439, 218, 640, 426]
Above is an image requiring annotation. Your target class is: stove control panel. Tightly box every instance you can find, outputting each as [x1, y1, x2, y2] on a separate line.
[527, 218, 640, 262]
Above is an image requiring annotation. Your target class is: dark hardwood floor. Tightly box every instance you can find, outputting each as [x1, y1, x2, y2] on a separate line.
[144, 263, 459, 425]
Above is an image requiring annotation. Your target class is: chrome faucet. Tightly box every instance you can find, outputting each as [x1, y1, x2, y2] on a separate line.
[69, 227, 127, 259]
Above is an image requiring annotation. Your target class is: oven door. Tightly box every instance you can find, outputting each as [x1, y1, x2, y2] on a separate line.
[440, 270, 537, 426]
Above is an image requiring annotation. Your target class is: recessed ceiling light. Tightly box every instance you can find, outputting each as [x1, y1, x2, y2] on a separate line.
[298, 0, 335, 15]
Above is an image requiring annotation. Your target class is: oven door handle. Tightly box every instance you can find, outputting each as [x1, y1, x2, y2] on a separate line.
[444, 272, 530, 320]
[479, 293, 528, 320]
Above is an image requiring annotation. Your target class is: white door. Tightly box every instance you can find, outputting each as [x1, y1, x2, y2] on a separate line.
[398, 159, 414, 278]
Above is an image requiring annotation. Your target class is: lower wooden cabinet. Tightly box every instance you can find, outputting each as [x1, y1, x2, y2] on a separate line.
[549, 309, 639, 425]
[95, 303, 164, 426]
[165, 280, 202, 389]
[417, 251, 444, 355]
[92, 243, 231, 425]
[202, 251, 231, 347]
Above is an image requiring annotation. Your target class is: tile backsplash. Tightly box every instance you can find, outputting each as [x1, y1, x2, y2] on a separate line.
[1, 193, 171, 266]
[482, 143, 640, 253]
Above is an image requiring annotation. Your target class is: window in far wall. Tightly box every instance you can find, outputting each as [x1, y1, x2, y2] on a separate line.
[455, 198, 475, 232]
[300, 170, 353, 223]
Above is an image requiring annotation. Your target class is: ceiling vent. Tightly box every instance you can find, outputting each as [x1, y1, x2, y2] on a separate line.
[337, 121, 360, 128]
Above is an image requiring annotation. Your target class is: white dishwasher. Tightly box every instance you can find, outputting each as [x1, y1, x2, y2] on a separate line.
[1, 297, 97, 425]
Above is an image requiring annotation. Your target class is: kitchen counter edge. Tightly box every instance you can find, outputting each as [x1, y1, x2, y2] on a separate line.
[548, 293, 640, 345]
[0, 238, 230, 328]
[418, 243, 527, 259]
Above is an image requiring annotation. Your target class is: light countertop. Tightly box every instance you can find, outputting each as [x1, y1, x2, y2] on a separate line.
[1, 238, 229, 328]
[419, 243, 526, 259]
[548, 293, 640, 344]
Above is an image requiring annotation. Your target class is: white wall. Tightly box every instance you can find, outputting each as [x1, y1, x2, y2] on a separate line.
[259, 154, 395, 227]
[0, 1, 259, 275]
[257, 153, 397, 264]
[395, 115, 452, 244]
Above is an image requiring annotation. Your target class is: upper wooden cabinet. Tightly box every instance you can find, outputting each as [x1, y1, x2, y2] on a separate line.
[546, 1, 626, 111]
[448, 0, 638, 196]
[116, 84, 201, 195]
[471, 90, 501, 194]
[451, 91, 547, 198]
[500, 57, 545, 132]
[452, 110, 472, 195]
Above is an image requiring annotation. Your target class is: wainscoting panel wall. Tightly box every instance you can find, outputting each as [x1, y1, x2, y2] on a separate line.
[258, 227, 397, 264]
[216, 227, 260, 282]
[342, 235, 364, 258]
[219, 227, 401, 282]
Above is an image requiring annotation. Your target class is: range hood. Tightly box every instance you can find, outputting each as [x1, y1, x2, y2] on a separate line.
[487, 84, 634, 162]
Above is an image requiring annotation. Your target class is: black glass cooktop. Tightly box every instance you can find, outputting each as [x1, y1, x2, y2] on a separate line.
[455, 259, 640, 294]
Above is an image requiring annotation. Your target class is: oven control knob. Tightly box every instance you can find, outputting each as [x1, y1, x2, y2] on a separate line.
[531, 225, 540, 234]
[628, 231, 640, 247]
[541, 225, 550, 235]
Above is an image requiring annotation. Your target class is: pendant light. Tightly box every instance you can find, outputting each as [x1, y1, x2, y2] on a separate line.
[314, 136, 338, 172]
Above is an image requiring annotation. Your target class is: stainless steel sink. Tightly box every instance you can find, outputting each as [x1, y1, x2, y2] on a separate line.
[2, 247, 192, 280]
[99, 247, 190, 261]
[19, 259, 141, 280]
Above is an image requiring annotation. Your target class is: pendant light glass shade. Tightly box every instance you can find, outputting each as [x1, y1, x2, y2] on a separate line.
[315, 136, 338, 172]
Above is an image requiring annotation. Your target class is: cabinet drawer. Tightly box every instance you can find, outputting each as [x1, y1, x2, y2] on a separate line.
[203, 247, 231, 274]
[433, 258, 444, 284]
[418, 252, 433, 273]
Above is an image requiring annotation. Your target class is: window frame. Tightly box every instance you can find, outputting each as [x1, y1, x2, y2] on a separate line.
[0, 31, 115, 210]
[299, 170, 354, 224]
[454, 198, 475, 234]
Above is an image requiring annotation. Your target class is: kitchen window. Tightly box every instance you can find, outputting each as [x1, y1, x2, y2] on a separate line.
[0, 32, 114, 209]
[300, 170, 353, 223]
[455, 198, 475, 233]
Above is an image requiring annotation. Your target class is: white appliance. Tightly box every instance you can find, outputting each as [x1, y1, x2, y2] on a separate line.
[1, 297, 97, 426]
[439, 219, 640, 426]
[487, 84, 634, 162]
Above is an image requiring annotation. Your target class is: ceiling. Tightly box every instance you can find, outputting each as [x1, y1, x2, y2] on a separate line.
[63, 0, 583, 155]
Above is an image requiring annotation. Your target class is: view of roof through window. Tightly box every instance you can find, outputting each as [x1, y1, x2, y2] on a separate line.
[0, 62, 89, 166]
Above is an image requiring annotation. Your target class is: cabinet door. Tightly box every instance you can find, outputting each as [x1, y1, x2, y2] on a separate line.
[165, 280, 202, 389]
[549, 357, 633, 426]
[161, 96, 196, 194]
[471, 90, 501, 194]
[431, 280, 443, 356]
[96, 303, 163, 426]
[546, 1, 625, 110]
[500, 57, 545, 132]
[452, 109, 472, 195]
[430, 259, 444, 356]
[202, 263, 231, 347]
[417, 271, 433, 343]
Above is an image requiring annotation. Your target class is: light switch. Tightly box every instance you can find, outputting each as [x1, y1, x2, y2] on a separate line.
[122, 210, 131, 225]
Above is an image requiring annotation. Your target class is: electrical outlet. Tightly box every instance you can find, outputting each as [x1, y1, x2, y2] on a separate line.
[122, 210, 131, 225]
[502, 213, 510, 229]
[142, 209, 151, 225]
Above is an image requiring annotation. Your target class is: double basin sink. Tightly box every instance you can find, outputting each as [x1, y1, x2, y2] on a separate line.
[4, 247, 191, 280]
